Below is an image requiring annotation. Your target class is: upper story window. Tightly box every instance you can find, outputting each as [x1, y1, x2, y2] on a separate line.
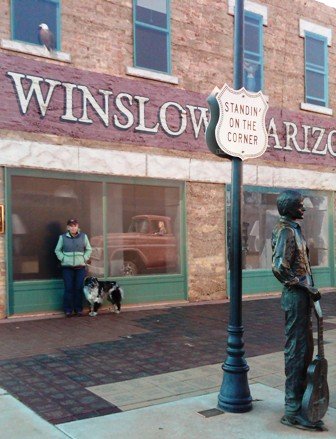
[133, 0, 171, 74]
[304, 32, 328, 107]
[244, 11, 263, 92]
[11, 0, 60, 51]
[228, 1, 268, 93]
[299, 19, 332, 115]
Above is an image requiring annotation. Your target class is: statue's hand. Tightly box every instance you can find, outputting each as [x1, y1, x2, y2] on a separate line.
[307, 286, 321, 302]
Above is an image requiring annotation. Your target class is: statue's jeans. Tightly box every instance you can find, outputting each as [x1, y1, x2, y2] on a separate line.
[282, 287, 313, 416]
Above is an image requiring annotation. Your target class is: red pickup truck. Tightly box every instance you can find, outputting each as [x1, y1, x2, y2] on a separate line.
[88, 215, 178, 276]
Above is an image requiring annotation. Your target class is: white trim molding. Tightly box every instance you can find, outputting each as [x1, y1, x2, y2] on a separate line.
[1, 39, 71, 63]
[228, 0, 268, 25]
[300, 102, 333, 116]
[126, 67, 179, 85]
[299, 19, 332, 46]
[0, 138, 336, 191]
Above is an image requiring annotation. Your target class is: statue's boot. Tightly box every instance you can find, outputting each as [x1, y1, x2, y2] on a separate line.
[281, 415, 326, 431]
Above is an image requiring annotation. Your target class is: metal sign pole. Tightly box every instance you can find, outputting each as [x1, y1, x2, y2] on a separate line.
[218, 0, 252, 413]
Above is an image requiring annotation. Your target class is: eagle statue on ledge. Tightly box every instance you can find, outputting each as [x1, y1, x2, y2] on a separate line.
[38, 23, 55, 52]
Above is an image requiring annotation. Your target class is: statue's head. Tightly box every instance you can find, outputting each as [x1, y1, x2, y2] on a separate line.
[277, 190, 305, 220]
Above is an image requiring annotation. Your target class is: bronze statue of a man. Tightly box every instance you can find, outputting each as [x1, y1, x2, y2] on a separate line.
[271, 190, 322, 430]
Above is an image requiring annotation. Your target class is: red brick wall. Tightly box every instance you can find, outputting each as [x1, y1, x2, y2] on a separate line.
[1, 52, 336, 168]
[2, 0, 335, 111]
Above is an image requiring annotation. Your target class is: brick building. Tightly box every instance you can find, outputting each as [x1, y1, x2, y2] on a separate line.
[0, 0, 335, 317]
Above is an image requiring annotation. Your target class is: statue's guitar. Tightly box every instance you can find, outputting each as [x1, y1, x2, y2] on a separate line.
[302, 301, 329, 423]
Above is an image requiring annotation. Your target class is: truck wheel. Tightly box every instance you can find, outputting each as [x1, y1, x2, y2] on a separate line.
[120, 260, 138, 276]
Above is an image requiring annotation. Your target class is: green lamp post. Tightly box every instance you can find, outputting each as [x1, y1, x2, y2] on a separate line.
[206, 0, 253, 413]
[206, 0, 268, 412]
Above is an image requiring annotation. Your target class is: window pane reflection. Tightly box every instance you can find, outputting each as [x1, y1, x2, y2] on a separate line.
[306, 70, 325, 101]
[303, 195, 328, 267]
[227, 189, 328, 270]
[11, 176, 181, 281]
[12, 176, 103, 280]
[13, 0, 59, 49]
[306, 37, 325, 67]
[135, 26, 168, 72]
[245, 17, 260, 53]
[89, 183, 181, 277]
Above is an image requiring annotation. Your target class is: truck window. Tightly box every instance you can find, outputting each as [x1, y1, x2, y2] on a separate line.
[128, 219, 149, 234]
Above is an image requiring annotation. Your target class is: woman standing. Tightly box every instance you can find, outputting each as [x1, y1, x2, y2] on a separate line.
[55, 218, 92, 317]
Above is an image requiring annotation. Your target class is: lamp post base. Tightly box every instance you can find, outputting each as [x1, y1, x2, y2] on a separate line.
[218, 363, 252, 413]
[218, 325, 252, 413]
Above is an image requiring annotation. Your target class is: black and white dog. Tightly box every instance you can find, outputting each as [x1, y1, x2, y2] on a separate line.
[83, 276, 103, 317]
[83, 277, 124, 317]
[100, 281, 124, 314]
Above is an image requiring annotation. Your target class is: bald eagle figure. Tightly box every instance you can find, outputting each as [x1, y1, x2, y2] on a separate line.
[38, 23, 55, 52]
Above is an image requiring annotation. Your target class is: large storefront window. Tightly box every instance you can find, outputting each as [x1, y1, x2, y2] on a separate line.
[12, 177, 103, 281]
[227, 188, 329, 270]
[89, 183, 181, 277]
[11, 175, 181, 281]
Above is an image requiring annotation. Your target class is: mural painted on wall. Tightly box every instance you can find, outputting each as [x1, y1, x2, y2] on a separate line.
[1, 52, 336, 166]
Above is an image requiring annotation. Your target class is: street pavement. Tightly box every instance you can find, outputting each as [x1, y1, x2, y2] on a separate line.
[0, 290, 335, 438]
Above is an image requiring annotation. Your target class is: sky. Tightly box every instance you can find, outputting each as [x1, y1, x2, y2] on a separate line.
[314, 0, 336, 7]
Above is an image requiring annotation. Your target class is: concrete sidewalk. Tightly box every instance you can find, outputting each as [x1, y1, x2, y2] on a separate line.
[57, 384, 336, 439]
[3, 328, 336, 438]
[0, 388, 68, 438]
[0, 293, 335, 437]
[2, 382, 335, 439]
[57, 325, 336, 437]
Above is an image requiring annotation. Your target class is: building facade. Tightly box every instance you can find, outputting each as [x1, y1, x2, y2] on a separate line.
[0, 0, 335, 317]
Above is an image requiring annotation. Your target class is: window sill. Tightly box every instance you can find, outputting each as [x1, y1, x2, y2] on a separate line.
[126, 66, 179, 85]
[300, 102, 333, 116]
[1, 39, 71, 63]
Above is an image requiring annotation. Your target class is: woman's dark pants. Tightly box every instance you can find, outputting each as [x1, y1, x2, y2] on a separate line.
[62, 267, 86, 314]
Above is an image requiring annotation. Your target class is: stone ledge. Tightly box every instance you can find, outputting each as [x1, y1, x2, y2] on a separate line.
[300, 102, 333, 116]
[126, 66, 179, 85]
[1, 39, 71, 63]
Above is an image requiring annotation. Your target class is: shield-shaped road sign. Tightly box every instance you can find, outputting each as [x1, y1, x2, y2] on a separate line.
[215, 84, 268, 160]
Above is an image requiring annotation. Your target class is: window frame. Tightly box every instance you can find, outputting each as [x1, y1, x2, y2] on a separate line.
[243, 10, 264, 92]
[226, 184, 335, 295]
[132, 0, 171, 74]
[10, 0, 61, 51]
[5, 167, 187, 314]
[304, 31, 328, 108]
